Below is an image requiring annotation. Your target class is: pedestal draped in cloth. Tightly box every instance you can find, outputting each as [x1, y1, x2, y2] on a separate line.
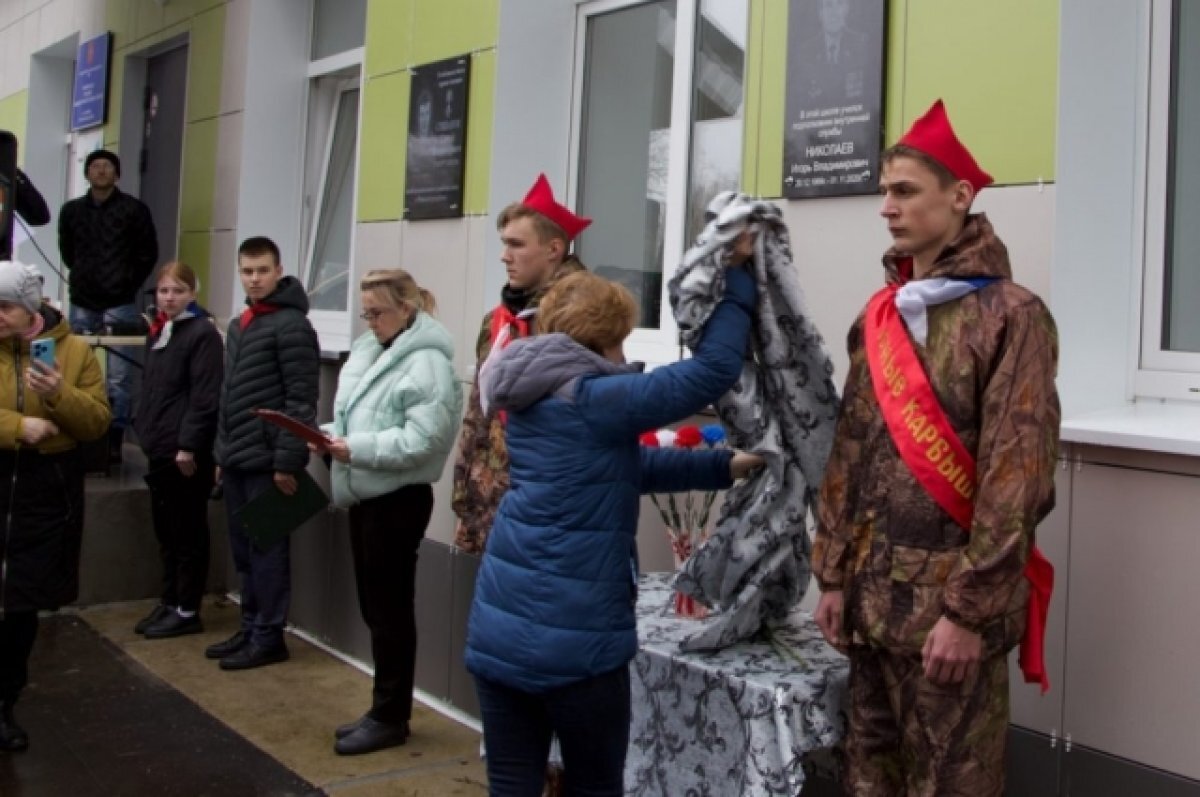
[668, 192, 840, 652]
[627, 573, 848, 796]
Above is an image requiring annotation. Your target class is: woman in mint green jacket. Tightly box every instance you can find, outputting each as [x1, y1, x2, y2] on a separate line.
[315, 269, 462, 756]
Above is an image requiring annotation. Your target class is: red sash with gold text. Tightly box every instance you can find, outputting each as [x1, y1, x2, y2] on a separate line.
[864, 284, 1053, 693]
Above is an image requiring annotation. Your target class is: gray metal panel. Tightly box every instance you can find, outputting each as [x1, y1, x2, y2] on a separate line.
[1065, 462, 1200, 780]
[448, 547, 482, 718]
[286, 505, 334, 635]
[77, 487, 160, 604]
[317, 507, 371, 661]
[414, 539, 453, 699]
[1009, 460, 1071, 733]
[1066, 745, 1200, 797]
[206, 498, 230, 594]
[1005, 727, 1060, 797]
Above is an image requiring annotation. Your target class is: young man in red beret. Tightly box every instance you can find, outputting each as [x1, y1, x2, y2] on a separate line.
[811, 100, 1061, 795]
[451, 174, 591, 558]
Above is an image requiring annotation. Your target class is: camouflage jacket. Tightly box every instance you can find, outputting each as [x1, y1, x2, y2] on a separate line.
[812, 214, 1060, 656]
[451, 260, 585, 554]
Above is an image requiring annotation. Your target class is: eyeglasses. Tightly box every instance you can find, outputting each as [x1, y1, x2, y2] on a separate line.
[358, 308, 394, 322]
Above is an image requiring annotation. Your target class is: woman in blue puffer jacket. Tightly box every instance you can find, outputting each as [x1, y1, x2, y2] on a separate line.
[466, 259, 761, 796]
[315, 269, 463, 756]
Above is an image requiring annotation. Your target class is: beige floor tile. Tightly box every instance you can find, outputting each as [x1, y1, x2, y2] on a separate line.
[80, 596, 485, 793]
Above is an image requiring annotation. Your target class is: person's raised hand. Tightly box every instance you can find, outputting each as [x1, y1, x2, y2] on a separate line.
[25, 359, 62, 401]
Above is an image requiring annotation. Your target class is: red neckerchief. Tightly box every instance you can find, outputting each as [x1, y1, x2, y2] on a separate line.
[239, 302, 281, 331]
[863, 284, 1054, 693]
[489, 304, 530, 344]
[487, 304, 533, 425]
[149, 310, 170, 340]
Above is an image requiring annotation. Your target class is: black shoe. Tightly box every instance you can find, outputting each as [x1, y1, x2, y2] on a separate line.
[0, 702, 28, 753]
[335, 713, 370, 740]
[134, 604, 171, 634]
[334, 717, 409, 755]
[143, 611, 203, 639]
[218, 642, 289, 671]
[204, 630, 249, 660]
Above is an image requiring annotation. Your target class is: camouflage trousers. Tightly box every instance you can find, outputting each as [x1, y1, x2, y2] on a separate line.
[842, 647, 1009, 797]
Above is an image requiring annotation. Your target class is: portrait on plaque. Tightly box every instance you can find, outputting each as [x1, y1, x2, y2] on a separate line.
[783, 0, 886, 199]
[404, 56, 471, 220]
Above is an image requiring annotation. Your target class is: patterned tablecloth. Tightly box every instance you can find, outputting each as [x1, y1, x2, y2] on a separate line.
[625, 572, 850, 796]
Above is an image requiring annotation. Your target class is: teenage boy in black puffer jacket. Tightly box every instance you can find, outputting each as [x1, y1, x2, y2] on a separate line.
[209, 236, 319, 671]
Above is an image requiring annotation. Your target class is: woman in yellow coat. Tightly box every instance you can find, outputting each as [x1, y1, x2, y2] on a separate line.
[0, 261, 110, 753]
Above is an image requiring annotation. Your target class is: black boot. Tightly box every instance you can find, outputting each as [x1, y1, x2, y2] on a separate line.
[0, 701, 29, 752]
[334, 717, 409, 755]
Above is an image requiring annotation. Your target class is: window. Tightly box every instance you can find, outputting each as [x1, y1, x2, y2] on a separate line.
[304, 81, 359, 312]
[571, 0, 748, 366]
[1138, 0, 1200, 400]
[300, 0, 365, 351]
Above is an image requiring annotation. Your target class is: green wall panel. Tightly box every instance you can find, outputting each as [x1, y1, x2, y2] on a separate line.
[180, 117, 218, 231]
[0, 92, 29, 164]
[133, 0, 168, 43]
[410, 0, 499, 66]
[177, 231, 213, 304]
[745, 0, 789, 196]
[358, 72, 410, 221]
[366, 0, 415, 78]
[747, 0, 1056, 197]
[898, 0, 1057, 185]
[186, 6, 225, 122]
[360, 0, 499, 220]
[463, 50, 495, 215]
[106, 0, 135, 47]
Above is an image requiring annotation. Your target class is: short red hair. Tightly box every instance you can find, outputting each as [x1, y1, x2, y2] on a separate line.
[538, 272, 638, 354]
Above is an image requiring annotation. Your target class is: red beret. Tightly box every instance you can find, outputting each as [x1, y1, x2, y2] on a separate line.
[521, 173, 592, 241]
[897, 100, 993, 193]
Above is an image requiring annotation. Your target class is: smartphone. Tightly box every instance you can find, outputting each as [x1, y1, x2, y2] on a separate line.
[30, 338, 54, 369]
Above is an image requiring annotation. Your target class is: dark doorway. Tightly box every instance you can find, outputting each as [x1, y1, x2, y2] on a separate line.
[137, 44, 187, 308]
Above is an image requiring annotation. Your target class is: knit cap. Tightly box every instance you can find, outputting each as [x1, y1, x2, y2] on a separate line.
[0, 260, 44, 313]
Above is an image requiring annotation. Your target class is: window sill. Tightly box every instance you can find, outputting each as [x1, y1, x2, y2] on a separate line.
[1061, 401, 1200, 458]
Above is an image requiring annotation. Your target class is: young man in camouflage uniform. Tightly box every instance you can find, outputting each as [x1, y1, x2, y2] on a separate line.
[451, 174, 588, 554]
[812, 100, 1060, 796]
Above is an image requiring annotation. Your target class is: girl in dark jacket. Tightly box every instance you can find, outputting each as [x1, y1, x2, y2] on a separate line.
[0, 260, 111, 752]
[132, 262, 224, 639]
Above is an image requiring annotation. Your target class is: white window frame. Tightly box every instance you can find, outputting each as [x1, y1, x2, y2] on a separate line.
[568, 0, 710, 368]
[301, 47, 364, 353]
[1136, 0, 1200, 401]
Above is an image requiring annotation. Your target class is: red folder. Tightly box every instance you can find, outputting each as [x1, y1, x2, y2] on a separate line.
[253, 409, 330, 448]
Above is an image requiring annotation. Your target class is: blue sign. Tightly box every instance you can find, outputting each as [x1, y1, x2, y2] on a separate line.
[71, 33, 112, 131]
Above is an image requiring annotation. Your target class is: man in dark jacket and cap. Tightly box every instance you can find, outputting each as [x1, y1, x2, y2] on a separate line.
[57, 149, 159, 460]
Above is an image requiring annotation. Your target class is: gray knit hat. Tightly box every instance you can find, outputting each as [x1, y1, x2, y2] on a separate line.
[0, 261, 44, 313]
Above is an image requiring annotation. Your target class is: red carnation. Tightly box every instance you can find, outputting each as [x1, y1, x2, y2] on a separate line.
[675, 425, 703, 448]
[639, 431, 660, 447]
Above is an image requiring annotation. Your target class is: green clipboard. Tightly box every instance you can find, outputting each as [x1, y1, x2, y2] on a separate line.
[232, 469, 329, 549]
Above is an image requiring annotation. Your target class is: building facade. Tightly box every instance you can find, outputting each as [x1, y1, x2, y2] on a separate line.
[0, 0, 1196, 793]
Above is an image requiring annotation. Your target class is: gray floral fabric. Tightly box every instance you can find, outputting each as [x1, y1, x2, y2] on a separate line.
[668, 192, 840, 651]
[626, 573, 848, 796]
